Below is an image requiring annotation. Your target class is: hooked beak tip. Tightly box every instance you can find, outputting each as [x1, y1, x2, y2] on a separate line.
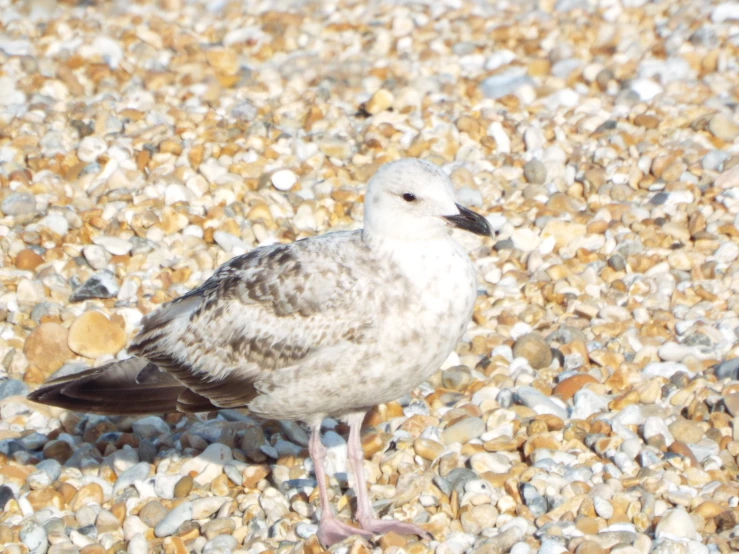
[443, 204, 493, 237]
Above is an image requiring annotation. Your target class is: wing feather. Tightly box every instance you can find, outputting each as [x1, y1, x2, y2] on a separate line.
[127, 231, 376, 409]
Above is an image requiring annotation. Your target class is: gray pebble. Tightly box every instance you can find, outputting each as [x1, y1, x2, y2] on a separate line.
[20, 520, 48, 554]
[139, 438, 157, 463]
[2, 191, 36, 216]
[445, 468, 479, 495]
[608, 254, 626, 272]
[36, 459, 62, 481]
[519, 483, 547, 517]
[203, 535, 238, 553]
[0, 378, 28, 400]
[713, 358, 739, 380]
[523, 160, 547, 184]
[593, 496, 614, 519]
[295, 522, 318, 539]
[114, 461, 151, 493]
[480, 68, 533, 99]
[496, 388, 513, 408]
[0, 485, 15, 510]
[70, 270, 119, 302]
[154, 501, 192, 537]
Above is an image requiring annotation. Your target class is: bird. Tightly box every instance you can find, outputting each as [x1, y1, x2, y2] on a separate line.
[28, 158, 492, 546]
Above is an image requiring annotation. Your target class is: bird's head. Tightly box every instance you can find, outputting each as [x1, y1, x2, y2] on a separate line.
[363, 158, 493, 241]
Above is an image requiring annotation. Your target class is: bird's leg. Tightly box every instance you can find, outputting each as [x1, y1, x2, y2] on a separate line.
[309, 423, 372, 547]
[345, 412, 432, 540]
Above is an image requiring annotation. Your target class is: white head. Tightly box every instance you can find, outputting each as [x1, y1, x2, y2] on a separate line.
[363, 158, 492, 241]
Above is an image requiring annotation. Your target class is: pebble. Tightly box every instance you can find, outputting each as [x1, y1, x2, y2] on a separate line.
[16, 249, 44, 270]
[655, 508, 698, 540]
[271, 170, 298, 191]
[113, 462, 151, 493]
[139, 501, 168, 528]
[23, 323, 74, 375]
[92, 236, 133, 256]
[20, 520, 47, 554]
[154, 501, 192, 538]
[77, 137, 107, 163]
[82, 245, 111, 270]
[667, 419, 704, 445]
[2, 192, 36, 216]
[480, 68, 533, 99]
[69, 271, 120, 302]
[708, 114, 739, 141]
[365, 89, 394, 114]
[131, 416, 170, 438]
[512, 333, 553, 369]
[523, 160, 547, 184]
[516, 386, 567, 419]
[181, 443, 232, 486]
[67, 311, 127, 358]
[442, 417, 485, 444]
[192, 497, 229, 519]
[0, 378, 28, 399]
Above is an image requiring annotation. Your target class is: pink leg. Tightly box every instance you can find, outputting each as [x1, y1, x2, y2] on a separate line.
[309, 423, 373, 547]
[345, 413, 432, 540]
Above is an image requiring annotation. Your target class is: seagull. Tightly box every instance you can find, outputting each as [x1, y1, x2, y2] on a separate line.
[28, 158, 492, 546]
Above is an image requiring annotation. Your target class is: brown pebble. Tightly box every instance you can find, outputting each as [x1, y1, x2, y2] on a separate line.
[23, 322, 74, 375]
[553, 374, 598, 400]
[173, 475, 193, 498]
[379, 531, 408, 549]
[724, 393, 739, 417]
[15, 249, 44, 270]
[27, 488, 64, 511]
[512, 333, 553, 370]
[163, 537, 189, 554]
[668, 441, 699, 467]
[57, 482, 78, 505]
[68, 311, 127, 358]
[42, 440, 74, 463]
[414, 438, 445, 461]
[575, 515, 599, 535]
[139, 500, 168, 528]
[70, 483, 104, 511]
[634, 114, 659, 129]
[81, 545, 105, 554]
[695, 500, 723, 519]
[668, 419, 704, 444]
[575, 540, 605, 554]
[715, 509, 739, 532]
[111, 502, 127, 523]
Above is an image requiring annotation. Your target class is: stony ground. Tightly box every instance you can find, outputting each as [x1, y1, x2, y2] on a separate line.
[1, 0, 739, 553]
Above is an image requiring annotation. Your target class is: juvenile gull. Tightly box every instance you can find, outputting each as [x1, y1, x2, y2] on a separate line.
[29, 158, 492, 545]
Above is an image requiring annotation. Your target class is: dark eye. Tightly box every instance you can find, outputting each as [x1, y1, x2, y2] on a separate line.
[402, 193, 416, 202]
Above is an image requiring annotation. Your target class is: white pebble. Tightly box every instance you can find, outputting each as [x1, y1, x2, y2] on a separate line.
[78, 136, 107, 163]
[93, 236, 133, 256]
[271, 169, 298, 191]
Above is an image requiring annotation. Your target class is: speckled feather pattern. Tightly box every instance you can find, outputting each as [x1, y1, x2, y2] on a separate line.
[129, 229, 477, 420]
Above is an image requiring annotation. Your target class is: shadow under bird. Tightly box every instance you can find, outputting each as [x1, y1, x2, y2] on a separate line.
[28, 158, 492, 546]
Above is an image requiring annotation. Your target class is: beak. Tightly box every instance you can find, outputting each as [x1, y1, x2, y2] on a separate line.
[443, 204, 493, 237]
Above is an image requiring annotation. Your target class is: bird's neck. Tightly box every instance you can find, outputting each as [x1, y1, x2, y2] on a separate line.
[362, 229, 466, 279]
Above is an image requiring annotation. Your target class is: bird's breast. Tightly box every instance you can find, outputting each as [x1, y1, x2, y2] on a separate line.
[369, 239, 478, 389]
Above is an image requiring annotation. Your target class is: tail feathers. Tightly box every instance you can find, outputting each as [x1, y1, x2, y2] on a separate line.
[27, 358, 218, 415]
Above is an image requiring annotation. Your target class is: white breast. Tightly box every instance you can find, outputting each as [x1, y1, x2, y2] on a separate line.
[364, 236, 478, 401]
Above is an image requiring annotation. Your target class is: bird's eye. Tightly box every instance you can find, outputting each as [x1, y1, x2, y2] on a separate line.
[402, 193, 417, 202]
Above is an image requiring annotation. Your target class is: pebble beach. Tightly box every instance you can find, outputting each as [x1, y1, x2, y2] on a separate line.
[2, 0, 739, 553]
